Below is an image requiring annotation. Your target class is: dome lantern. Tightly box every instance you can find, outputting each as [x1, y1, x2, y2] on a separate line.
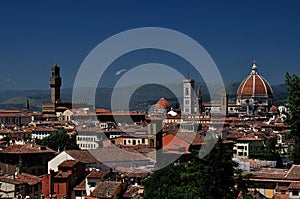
[236, 61, 273, 113]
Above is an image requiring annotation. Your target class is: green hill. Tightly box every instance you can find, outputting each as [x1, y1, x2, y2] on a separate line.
[0, 82, 288, 111]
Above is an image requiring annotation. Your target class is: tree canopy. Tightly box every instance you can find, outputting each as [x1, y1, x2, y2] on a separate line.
[36, 130, 79, 151]
[285, 73, 300, 164]
[144, 137, 237, 198]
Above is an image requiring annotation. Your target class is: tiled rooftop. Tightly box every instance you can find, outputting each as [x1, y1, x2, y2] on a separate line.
[59, 160, 79, 168]
[0, 176, 25, 185]
[86, 169, 110, 179]
[73, 179, 86, 191]
[123, 185, 144, 198]
[65, 150, 98, 164]
[91, 181, 121, 198]
[0, 144, 56, 154]
[54, 172, 71, 179]
[16, 173, 41, 185]
[272, 194, 289, 199]
[285, 165, 300, 180]
[247, 168, 288, 179]
[89, 147, 150, 163]
[288, 181, 300, 189]
[0, 173, 41, 185]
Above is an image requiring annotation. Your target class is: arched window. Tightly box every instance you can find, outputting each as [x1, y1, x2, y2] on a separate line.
[185, 88, 189, 96]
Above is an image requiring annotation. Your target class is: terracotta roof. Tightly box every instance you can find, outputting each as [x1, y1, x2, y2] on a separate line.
[0, 144, 55, 154]
[91, 181, 122, 198]
[32, 127, 56, 132]
[89, 147, 150, 163]
[272, 194, 289, 199]
[288, 181, 300, 190]
[73, 179, 86, 191]
[86, 169, 110, 179]
[0, 176, 25, 185]
[123, 185, 144, 198]
[95, 108, 111, 113]
[124, 172, 149, 178]
[237, 137, 265, 141]
[275, 185, 288, 192]
[65, 150, 98, 164]
[163, 133, 189, 153]
[248, 168, 287, 179]
[237, 63, 272, 96]
[155, 98, 171, 110]
[285, 165, 300, 180]
[0, 110, 21, 113]
[16, 173, 41, 185]
[54, 172, 71, 179]
[270, 105, 279, 113]
[59, 160, 79, 168]
[117, 144, 151, 154]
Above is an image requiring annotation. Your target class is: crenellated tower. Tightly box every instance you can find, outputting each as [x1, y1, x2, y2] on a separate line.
[50, 63, 61, 103]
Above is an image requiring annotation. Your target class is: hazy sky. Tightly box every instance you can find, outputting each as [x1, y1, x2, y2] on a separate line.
[0, 0, 300, 91]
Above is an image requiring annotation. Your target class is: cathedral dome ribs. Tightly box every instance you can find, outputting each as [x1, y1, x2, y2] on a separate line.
[236, 61, 273, 113]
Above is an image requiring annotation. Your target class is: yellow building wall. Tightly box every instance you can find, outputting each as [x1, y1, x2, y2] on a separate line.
[250, 188, 274, 198]
[264, 189, 274, 198]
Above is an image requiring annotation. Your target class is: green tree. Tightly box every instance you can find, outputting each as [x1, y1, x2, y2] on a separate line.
[249, 137, 283, 168]
[144, 137, 236, 199]
[285, 73, 300, 164]
[36, 130, 79, 151]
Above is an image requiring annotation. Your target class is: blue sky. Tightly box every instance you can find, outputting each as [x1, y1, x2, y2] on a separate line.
[0, 0, 300, 90]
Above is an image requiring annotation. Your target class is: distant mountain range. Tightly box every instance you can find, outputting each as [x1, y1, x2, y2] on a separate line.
[0, 82, 288, 111]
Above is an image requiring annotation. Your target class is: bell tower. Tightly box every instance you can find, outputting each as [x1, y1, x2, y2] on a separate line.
[183, 78, 195, 115]
[194, 85, 202, 114]
[50, 63, 61, 103]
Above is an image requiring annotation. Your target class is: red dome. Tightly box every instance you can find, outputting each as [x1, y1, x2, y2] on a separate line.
[155, 98, 171, 110]
[269, 105, 278, 113]
[237, 62, 273, 96]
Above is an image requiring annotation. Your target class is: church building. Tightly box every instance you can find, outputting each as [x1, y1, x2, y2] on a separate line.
[182, 61, 273, 116]
[236, 61, 273, 114]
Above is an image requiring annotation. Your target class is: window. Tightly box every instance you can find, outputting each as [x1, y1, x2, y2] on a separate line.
[292, 190, 299, 196]
[150, 139, 155, 147]
[185, 88, 189, 96]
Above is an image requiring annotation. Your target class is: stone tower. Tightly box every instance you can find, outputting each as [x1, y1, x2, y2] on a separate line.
[221, 93, 228, 116]
[194, 85, 203, 114]
[50, 64, 61, 103]
[25, 99, 30, 110]
[183, 78, 195, 115]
